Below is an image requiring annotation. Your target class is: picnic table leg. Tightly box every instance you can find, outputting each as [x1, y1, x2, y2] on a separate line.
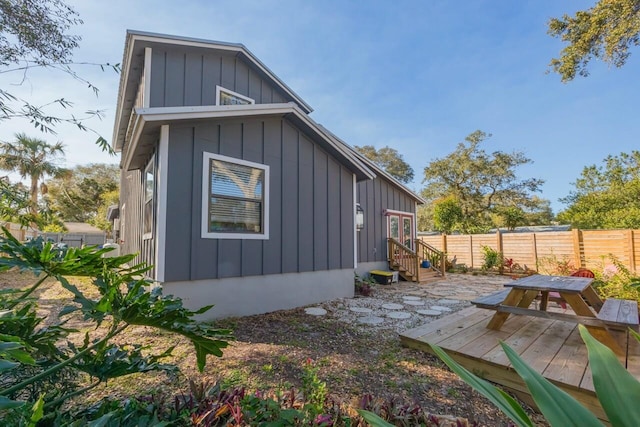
[539, 291, 549, 311]
[487, 289, 527, 330]
[581, 286, 604, 312]
[562, 293, 625, 356]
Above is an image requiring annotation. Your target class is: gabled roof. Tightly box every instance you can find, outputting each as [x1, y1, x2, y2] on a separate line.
[63, 222, 104, 234]
[113, 30, 313, 151]
[316, 125, 427, 205]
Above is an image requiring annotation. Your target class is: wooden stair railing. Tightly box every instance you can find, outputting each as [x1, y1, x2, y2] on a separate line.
[387, 238, 420, 282]
[415, 239, 446, 277]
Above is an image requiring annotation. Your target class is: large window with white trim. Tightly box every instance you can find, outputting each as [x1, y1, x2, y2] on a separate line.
[202, 152, 269, 239]
[215, 85, 255, 106]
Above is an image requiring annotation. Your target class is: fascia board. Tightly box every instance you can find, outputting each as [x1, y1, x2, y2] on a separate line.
[112, 33, 138, 151]
[136, 104, 295, 122]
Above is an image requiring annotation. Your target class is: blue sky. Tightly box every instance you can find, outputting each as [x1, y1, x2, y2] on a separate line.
[1, 0, 638, 213]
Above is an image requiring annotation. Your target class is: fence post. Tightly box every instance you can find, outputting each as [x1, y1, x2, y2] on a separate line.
[572, 229, 583, 268]
[628, 229, 636, 274]
[532, 233, 538, 272]
[496, 230, 504, 273]
[469, 235, 474, 269]
[441, 233, 447, 254]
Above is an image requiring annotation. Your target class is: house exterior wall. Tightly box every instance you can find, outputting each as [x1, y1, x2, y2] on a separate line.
[119, 167, 156, 276]
[149, 47, 290, 109]
[356, 177, 417, 264]
[161, 116, 356, 282]
[164, 269, 354, 319]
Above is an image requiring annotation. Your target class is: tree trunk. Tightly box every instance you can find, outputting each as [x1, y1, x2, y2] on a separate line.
[29, 174, 39, 217]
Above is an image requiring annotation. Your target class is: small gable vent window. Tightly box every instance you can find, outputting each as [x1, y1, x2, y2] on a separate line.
[202, 152, 269, 240]
[216, 85, 255, 106]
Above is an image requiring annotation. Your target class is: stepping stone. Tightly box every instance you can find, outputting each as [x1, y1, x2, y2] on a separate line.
[381, 303, 404, 310]
[304, 307, 327, 316]
[417, 309, 442, 316]
[402, 296, 422, 301]
[437, 299, 460, 305]
[430, 305, 452, 312]
[358, 316, 384, 325]
[350, 307, 373, 313]
[387, 311, 411, 319]
[404, 300, 426, 306]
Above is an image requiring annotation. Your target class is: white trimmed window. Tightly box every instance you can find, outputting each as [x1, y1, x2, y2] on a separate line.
[215, 85, 255, 106]
[143, 157, 155, 239]
[201, 152, 269, 239]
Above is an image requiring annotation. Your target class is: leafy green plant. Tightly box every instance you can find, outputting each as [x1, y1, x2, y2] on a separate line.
[481, 245, 503, 271]
[537, 252, 575, 276]
[590, 254, 640, 302]
[301, 358, 327, 418]
[357, 393, 470, 426]
[425, 325, 640, 427]
[0, 230, 232, 422]
[354, 273, 376, 296]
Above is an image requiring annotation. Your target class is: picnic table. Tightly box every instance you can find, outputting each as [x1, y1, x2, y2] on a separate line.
[472, 274, 639, 356]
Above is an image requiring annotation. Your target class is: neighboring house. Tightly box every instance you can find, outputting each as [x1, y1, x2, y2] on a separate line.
[112, 30, 424, 319]
[40, 222, 106, 247]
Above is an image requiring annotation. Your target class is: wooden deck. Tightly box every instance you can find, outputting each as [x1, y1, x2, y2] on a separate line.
[400, 306, 640, 423]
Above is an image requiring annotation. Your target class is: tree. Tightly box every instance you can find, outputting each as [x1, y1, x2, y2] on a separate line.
[0, 133, 65, 216]
[522, 196, 555, 226]
[44, 163, 119, 227]
[548, 0, 640, 82]
[0, 0, 118, 150]
[558, 151, 640, 229]
[432, 195, 463, 234]
[355, 145, 415, 183]
[422, 130, 546, 233]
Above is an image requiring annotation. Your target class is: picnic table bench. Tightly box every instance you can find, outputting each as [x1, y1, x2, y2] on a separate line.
[471, 274, 639, 355]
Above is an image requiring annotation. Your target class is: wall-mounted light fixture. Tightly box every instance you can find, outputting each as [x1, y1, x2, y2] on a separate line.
[356, 203, 364, 231]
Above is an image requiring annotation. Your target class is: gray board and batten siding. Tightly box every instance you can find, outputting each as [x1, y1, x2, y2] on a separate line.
[163, 116, 356, 282]
[120, 167, 156, 278]
[356, 177, 417, 264]
[149, 46, 292, 109]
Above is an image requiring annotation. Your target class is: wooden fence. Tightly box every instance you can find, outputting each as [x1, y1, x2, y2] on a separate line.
[2, 223, 38, 241]
[419, 229, 640, 274]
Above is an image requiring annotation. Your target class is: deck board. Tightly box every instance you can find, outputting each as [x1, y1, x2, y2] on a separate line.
[542, 327, 588, 389]
[400, 306, 640, 424]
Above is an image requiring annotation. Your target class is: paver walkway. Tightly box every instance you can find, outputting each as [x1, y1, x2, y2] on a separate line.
[306, 273, 512, 332]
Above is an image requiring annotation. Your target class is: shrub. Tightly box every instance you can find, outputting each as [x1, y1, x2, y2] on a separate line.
[0, 230, 232, 423]
[480, 246, 503, 271]
[537, 252, 575, 276]
[591, 255, 640, 302]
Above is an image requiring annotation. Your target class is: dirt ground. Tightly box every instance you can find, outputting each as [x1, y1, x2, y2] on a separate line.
[2, 270, 547, 426]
